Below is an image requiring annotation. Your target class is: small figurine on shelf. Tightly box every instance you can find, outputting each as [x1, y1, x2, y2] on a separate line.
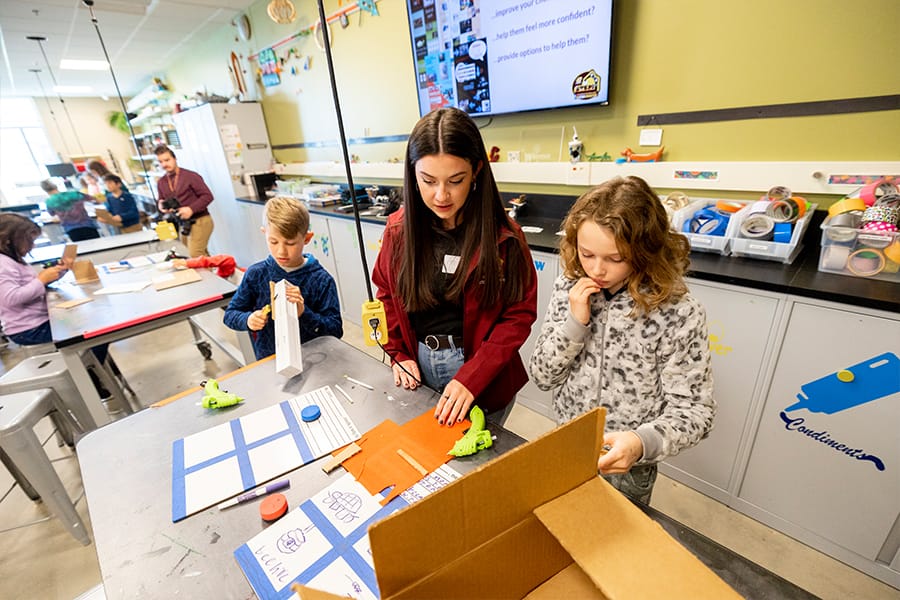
[568, 127, 584, 164]
[616, 146, 665, 163]
[489, 146, 500, 162]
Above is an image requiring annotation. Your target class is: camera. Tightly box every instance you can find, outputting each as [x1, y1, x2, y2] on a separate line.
[158, 197, 195, 236]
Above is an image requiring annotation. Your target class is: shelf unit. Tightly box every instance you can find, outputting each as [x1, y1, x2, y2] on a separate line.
[125, 79, 180, 189]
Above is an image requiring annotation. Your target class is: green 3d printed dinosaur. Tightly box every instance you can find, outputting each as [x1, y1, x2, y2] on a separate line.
[448, 405, 493, 457]
[201, 378, 244, 409]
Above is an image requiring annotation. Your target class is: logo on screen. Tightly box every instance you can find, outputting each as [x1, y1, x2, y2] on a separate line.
[778, 352, 898, 472]
[572, 69, 601, 100]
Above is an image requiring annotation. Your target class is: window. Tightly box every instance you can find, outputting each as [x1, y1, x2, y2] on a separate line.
[0, 97, 58, 206]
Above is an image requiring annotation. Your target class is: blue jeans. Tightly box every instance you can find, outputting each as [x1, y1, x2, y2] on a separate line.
[8, 320, 108, 363]
[416, 340, 465, 393]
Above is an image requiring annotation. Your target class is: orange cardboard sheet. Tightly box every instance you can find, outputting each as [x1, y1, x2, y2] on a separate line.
[336, 410, 469, 505]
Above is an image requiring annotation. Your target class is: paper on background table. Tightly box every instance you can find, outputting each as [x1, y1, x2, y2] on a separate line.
[171, 386, 360, 522]
[94, 281, 152, 294]
[234, 466, 461, 600]
[126, 256, 153, 268]
[55, 297, 93, 309]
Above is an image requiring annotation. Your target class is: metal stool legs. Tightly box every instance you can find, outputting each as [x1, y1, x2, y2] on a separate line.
[0, 389, 90, 545]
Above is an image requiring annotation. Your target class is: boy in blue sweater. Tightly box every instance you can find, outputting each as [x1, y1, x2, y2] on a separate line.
[223, 196, 342, 360]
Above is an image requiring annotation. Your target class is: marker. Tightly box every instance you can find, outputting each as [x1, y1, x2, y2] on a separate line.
[218, 479, 290, 510]
[334, 384, 354, 404]
[344, 375, 373, 390]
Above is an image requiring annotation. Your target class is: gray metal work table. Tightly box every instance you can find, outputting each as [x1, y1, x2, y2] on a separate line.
[26, 228, 165, 267]
[78, 336, 814, 599]
[48, 261, 250, 427]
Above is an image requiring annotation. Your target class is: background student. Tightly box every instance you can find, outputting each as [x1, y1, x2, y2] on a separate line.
[223, 196, 342, 360]
[371, 107, 537, 427]
[529, 176, 715, 504]
[40, 179, 101, 242]
[154, 144, 215, 257]
[101, 174, 143, 233]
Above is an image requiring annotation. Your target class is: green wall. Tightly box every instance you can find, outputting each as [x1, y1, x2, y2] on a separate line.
[164, 0, 900, 168]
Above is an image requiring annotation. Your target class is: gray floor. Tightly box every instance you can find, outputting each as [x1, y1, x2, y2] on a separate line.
[0, 315, 897, 600]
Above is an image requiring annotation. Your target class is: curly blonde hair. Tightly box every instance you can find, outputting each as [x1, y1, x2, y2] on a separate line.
[559, 176, 691, 316]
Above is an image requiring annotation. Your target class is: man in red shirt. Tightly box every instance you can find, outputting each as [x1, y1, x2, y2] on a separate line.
[154, 145, 215, 257]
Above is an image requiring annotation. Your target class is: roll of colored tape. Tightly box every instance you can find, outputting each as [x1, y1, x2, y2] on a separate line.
[862, 204, 900, 226]
[860, 179, 899, 207]
[821, 245, 851, 270]
[764, 186, 791, 202]
[884, 240, 900, 264]
[846, 248, 885, 277]
[874, 193, 900, 210]
[740, 214, 775, 240]
[714, 200, 744, 213]
[773, 222, 792, 243]
[689, 208, 730, 236]
[789, 196, 808, 218]
[861, 221, 899, 234]
[828, 197, 867, 218]
[766, 199, 798, 223]
[828, 211, 862, 229]
[749, 200, 771, 215]
[663, 191, 690, 211]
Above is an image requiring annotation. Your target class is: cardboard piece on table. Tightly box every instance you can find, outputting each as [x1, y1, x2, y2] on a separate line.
[327, 408, 740, 600]
[55, 297, 93, 309]
[320, 442, 361, 473]
[336, 410, 469, 506]
[94, 206, 114, 223]
[152, 267, 202, 291]
[61, 244, 78, 266]
[72, 259, 99, 284]
[273, 279, 302, 377]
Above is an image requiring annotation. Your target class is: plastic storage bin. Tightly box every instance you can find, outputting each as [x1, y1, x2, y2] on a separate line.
[729, 203, 818, 264]
[818, 217, 900, 282]
[671, 199, 747, 255]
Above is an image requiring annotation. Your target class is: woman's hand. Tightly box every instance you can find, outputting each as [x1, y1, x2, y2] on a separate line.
[284, 283, 305, 316]
[391, 360, 421, 390]
[597, 431, 643, 475]
[434, 379, 474, 426]
[247, 308, 269, 331]
[568, 277, 602, 325]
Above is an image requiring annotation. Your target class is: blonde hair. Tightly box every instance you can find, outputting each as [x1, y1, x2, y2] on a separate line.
[264, 196, 310, 240]
[560, 176, 690, 316]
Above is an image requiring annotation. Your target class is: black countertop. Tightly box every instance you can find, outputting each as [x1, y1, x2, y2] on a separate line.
[238, 196, 898, 314]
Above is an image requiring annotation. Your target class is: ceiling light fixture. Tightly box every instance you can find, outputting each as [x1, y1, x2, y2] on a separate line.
[82, 0, 156, 202]
[26, 35, 86, 154]
[60, 58, 109, 70]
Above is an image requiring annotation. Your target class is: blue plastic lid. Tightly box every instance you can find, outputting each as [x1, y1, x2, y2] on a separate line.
[301, 405, 321, 422]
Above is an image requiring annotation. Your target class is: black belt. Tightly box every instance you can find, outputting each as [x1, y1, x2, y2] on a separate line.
[422, 334, 462, 351]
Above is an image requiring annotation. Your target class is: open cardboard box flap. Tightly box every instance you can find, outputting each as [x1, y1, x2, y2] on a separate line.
[295, 408, 739, 600]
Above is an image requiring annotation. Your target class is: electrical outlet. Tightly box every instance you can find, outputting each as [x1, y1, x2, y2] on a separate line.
[507, 150, 521, 162]
[566, 163, 590, 185]
[361, 300, 388, 346]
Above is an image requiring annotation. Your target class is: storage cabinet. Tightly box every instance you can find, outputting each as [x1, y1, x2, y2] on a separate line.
[515, 250, 560, 419]
[328, 217, 383, 325]
[736, 301, 900, 567]
[660, 279, 785, 501]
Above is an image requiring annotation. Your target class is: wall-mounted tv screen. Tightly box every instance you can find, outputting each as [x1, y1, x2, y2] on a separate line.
[406, 0, 614, 118]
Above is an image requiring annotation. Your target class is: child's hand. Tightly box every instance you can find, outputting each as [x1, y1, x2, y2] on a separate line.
[569, 277, 602, 325]
[597, 431, 643, 475]
[247, 308, 269, 331]
[284, 283, 305, 316]
[38, 265, 67, 285]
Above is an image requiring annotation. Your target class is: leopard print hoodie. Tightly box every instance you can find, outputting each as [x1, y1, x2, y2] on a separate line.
[529, 274, 715, 464]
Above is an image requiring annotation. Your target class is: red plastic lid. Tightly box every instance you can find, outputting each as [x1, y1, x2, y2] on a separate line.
[260, 493, 288, 522]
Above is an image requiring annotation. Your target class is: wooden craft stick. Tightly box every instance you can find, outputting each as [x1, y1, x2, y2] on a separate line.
[269, 280, 276, 320]
[396, 448, 428, 476]
[321, 442, 362, 473]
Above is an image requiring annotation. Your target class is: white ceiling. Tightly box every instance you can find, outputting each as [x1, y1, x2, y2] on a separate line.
[0, 0, 257, 99]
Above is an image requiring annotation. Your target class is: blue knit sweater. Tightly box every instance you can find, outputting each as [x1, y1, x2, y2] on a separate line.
[223, 254, 342, 360]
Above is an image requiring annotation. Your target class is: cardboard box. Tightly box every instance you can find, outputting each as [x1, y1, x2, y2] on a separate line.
[297, 408, 739, 599]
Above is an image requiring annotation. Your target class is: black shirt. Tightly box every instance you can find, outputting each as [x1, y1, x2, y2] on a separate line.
[409, 225, 465, 339]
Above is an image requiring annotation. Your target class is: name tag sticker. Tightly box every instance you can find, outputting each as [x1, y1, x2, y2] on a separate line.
[442, 254, 461, 274]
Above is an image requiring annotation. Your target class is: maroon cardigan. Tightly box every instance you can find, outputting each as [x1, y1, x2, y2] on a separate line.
[371, 210, 537, 413]
[156, 167, 213, 217]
